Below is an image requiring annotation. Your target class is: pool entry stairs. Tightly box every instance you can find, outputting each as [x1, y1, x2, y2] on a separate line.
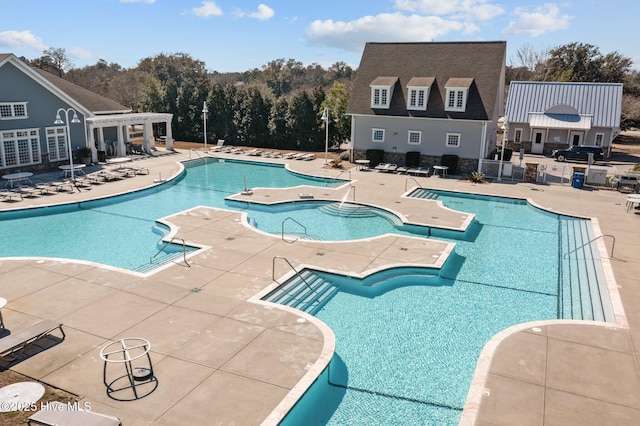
[264, 269, 339, 315]
[408, 189, 439, 200]
[559, 217, 612, 322]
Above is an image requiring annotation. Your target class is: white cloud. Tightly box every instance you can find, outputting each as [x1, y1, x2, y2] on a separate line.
[236, 4, 275, 21]
[394, 0, 504, 21]
[306, 13, 474, 52]
[503, 3, 572, 37]
[249, 4, 275, 21]
[68, 47, 94, 61]
[0, 30, 47, 51]
[192, 1, 223, 18]
[120, 0, 156, 3]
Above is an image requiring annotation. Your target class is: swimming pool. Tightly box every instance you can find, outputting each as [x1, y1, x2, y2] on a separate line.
[274, 189, 612, 425]
[0, 159, 612, 424]
[0, 158, 347, 272]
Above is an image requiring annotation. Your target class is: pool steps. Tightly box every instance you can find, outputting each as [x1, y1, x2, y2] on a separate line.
[264, 270, 339, 314]
[134, 250, 189, 274]
[318, 203, 380, 218]
[409, 188, 612, 323]
[408, 189, 439, 200]
[559, 217, 611, 322]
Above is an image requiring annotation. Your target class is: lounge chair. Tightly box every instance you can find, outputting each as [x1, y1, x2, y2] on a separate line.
[0, 189, 23, 201]
[0, 320, 65, 361]
[28, 401, 121, 426]
[282, 152, 298, 159]
[244, 149, 262, 156]
[291, 153, 307, 160]
[14, 185, 42, 197]
[407, 167, 430, 177]
[375, 163, 398, 173]
[211, 139, 225, 152]
[301, 153, 316, 161]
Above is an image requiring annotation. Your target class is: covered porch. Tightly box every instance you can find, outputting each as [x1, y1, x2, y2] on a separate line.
[85, 112, 174, 162]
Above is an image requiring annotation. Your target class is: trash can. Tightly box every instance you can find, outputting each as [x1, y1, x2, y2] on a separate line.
[572, 172, 585, 189]
[97, 150, 106, 162]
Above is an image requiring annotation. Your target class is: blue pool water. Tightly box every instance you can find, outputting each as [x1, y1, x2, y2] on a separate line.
[278, 189, 610, 425]
[0, 158, 346, 271]
[0, 160, 609, 425]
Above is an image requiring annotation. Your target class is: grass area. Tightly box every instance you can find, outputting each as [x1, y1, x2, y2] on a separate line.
[0, 370, 76, 425]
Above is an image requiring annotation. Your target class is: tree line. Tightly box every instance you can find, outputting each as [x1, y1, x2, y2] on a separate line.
[23, 42, 639, 153]
[26, 49, 354, 152]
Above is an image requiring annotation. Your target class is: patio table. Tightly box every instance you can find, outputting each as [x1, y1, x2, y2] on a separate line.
[2, 172, 33, 188]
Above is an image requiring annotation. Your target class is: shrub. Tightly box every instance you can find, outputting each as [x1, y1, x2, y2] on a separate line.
[468, 171, 485, 183]
[339, 151, 350, 161]
[329, 159, 344, 169]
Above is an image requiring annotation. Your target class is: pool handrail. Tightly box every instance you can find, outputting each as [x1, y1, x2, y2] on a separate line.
[563, 233, 616, 258]
[151, 236, 191, 267]
[281, 217, 308, 244]
[404, 177, 423, 192]
[272, 256, 317, 296]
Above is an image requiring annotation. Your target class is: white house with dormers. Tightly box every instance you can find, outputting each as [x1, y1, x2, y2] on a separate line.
[346, 41, 506, 174]
[0, 53, 173, 173]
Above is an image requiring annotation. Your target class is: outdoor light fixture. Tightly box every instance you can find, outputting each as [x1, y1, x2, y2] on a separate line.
[54, 108, 81, 181]
[321, 107, 329, 165]
[202, 101, 208, 150]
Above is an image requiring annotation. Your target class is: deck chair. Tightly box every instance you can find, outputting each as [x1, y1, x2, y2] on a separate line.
[211, 139, 225, 152]
[0, 189, 23, 201]
[0, 320, 65, 361]
[28, 401, 121, 426]
[301, 153, 316, 161]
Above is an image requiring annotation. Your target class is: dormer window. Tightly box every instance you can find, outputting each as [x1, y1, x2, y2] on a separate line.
[445, 78, 473, 112]
[406, 77, 434, 111]
[370, 77, 398, 109]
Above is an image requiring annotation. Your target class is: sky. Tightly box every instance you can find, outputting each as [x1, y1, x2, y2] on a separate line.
[1, 0, 638, 73]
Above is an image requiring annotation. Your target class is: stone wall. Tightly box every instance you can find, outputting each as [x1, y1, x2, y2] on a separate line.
[352, 149, 478, 176]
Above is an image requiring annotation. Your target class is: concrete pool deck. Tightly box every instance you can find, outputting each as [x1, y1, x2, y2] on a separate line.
[0, 149, 639, 424]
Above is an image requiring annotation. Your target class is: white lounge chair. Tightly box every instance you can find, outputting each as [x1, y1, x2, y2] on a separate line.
[211, 139, 225, 151]
[0, 320, 65, 361]
[0, 189, 23, 201]
[301, 153, 316, 161]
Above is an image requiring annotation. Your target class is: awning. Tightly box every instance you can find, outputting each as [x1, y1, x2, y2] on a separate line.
[528, 112, 592, 130]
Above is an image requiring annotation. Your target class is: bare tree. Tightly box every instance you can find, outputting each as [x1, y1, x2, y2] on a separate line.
[43, 47, 73, 77]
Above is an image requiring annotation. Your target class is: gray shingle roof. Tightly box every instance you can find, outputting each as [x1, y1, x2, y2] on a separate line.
[346, 41, 506, 120]
[34, 68, 130, 114]
[505, 81, 623, 128]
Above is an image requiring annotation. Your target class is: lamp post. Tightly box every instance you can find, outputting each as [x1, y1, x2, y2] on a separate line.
[202, 101, 208, 150]
[497, 123, 507, 182]
[54, 108, 81, 181]
[321, 107, 329, 165]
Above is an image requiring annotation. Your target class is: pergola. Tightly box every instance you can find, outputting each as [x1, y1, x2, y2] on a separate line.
[85, 112, 174, 161]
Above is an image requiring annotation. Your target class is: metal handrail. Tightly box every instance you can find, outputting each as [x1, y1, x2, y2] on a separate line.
[405, 177, 423, 191]
[334, 170, 352, 181]
[281, 217, 308, 243]
[151, 237, 190, 267]
[343, 185, 356, 202]
[189, 148, 203, 159]
[564, 234, 616, 258]
[272, 256, 316, 294]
